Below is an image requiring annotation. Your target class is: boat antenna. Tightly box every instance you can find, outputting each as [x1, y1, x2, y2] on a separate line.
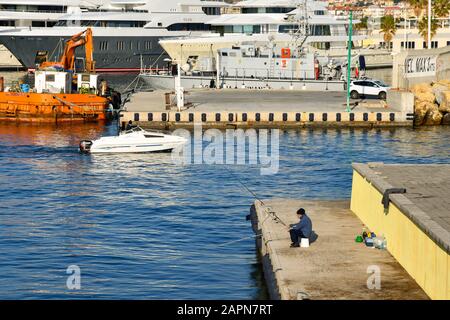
[291, 0, 309, 50]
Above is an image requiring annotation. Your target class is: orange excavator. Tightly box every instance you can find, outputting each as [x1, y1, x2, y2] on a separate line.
[0, 28, 120, 123]
[39, 28, 95, 73]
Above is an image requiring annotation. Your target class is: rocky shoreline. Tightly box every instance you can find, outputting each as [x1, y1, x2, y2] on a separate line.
[412, 80, 450, 126]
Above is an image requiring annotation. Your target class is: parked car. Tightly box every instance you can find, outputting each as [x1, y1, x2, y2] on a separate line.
[349, 79, 390, 100]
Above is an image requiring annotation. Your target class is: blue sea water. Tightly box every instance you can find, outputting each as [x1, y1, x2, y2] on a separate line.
[0, 122, 449, 299]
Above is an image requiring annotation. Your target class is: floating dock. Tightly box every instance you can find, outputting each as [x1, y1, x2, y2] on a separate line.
[121, 90, 414, 129]
[351, 163, 450, 300]
[250, 199, 428, 300]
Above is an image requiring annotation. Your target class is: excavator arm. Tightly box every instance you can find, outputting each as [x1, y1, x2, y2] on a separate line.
[39, 28, 95, 73]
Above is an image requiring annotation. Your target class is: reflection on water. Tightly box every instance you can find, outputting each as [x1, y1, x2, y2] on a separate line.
[0, 122, 449, 299]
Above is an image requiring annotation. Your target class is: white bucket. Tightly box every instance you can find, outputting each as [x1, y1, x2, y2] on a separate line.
[300, 238, 310, 248]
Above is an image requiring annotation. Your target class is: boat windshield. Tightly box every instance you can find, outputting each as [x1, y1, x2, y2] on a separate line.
[125, 126, 144, 134]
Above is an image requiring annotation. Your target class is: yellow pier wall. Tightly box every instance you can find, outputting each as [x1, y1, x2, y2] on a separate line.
[350, 170, 450, 300]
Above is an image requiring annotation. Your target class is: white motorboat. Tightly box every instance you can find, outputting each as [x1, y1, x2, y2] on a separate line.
[79, 127, 187, 154]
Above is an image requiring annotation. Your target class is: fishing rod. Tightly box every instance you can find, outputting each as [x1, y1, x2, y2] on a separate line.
[223, 165, 289, 227]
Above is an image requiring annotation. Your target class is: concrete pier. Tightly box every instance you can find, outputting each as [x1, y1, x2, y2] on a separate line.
[250, 199, 428, 300]
[121, 90, 414, 129]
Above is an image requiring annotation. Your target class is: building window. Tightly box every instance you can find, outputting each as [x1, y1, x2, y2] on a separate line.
[405, 41, 415, 49]
[380, 42, 393, 49]
[423, 41, 438, 49]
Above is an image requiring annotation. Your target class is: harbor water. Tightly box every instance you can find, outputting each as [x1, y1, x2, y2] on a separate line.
[1, 121, 449, 299]
[0, 70, 449, 299]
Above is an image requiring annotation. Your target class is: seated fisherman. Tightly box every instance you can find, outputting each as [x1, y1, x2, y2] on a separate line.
[289, 208, 312, 248]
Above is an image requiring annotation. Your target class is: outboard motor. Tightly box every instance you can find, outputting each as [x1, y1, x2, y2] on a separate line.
[79, 140, 93, 153]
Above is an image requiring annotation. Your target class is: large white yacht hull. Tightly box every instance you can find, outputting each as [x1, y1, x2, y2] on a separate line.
[139, 74, 346, 91]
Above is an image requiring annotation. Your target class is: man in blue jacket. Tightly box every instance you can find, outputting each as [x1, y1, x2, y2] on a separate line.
[289, 208, 312, 247]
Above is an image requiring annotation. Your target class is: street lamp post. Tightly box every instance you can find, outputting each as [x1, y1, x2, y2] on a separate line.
[428, 0, 431, 49]
[346, 10, 353, 112]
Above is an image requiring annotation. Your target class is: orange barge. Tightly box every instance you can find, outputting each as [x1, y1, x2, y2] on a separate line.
[0, 28, 118, 124]
[0, 92, 109, 123]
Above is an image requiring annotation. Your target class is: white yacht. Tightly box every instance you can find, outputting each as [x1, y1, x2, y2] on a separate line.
[0, 0, 89, 29]
[156, 0, 386, 69]
[0, 0, 94, 69]
[0, 0, 229, 72]
[79, 126, 187, 153]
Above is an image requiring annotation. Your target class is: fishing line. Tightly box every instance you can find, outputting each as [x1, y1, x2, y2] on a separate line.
[223, 165, 289, 227]
[216, 234, 262, 247]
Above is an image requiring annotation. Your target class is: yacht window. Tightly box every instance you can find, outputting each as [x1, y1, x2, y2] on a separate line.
[107, 21, 146, 28]
[243, 25, 254, 34]
[242, 7, 295, 14]
[0, 21, 15, 27]
[145, 41, 152, 50]
[310, 25, 331, 36]
[0, 4, 64, 12]
[314, 10, 325, 15]
[55, 21, 67, 27]
[167, 23, 210, 31]
[117, 41, 125, 51]
[99, 41, 109, 51]
[310, 42, 330, 50]
[221, 52, 228, 56]
[32, 21, 45, 27]
[279, 25, 298, 33]
[224, 25, 260, 34]
[202, 7, 221, 15]
[233, 25, 243, 33]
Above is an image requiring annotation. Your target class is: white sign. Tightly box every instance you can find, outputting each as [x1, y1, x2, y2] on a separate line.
[404, 55, 437, 78]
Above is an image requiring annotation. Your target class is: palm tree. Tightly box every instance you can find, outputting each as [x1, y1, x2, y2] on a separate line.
[380, 15, 396, 50]
[434, 0, 450, 18]
[409, 0, 427, 17]
[355, 16, 368, 31]
[407, 0, 427, 17]
[418, 15, 439, 44]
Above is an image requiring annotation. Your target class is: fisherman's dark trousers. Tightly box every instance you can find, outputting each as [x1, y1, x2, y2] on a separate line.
[289, 229, 306, 244]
